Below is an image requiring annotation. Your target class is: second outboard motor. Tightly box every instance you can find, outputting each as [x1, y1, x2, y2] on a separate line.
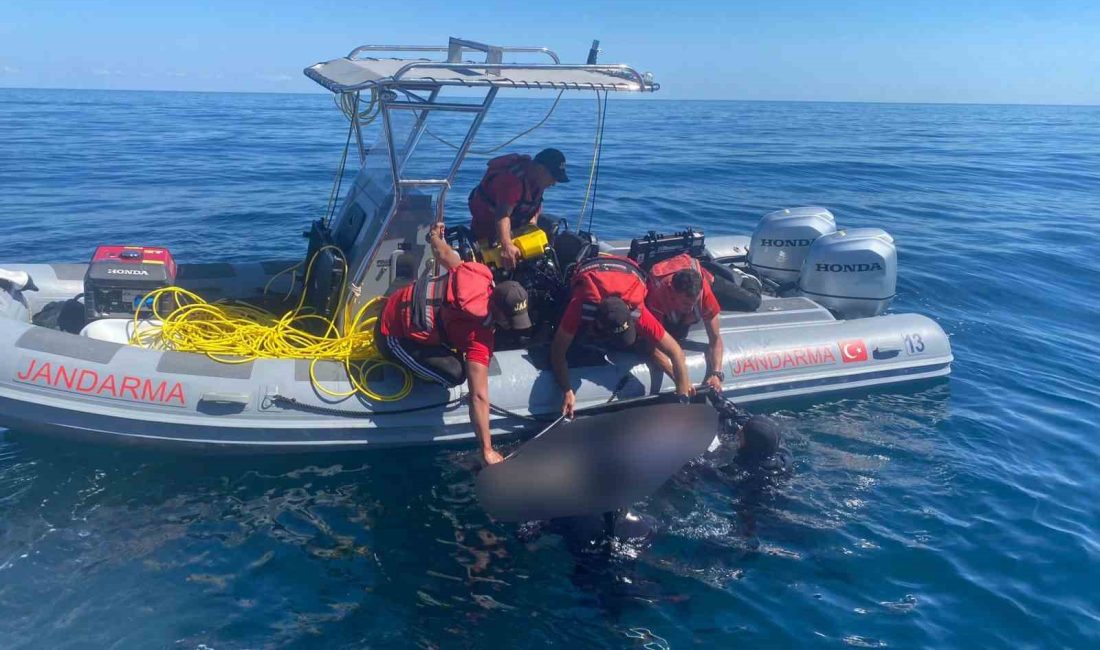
[748, 207, 836, 284]
[798, 228, 897, 318]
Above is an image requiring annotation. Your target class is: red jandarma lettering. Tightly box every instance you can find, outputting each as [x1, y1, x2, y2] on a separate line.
[729, 344, 838, 376]
[14, 358, 187, 406]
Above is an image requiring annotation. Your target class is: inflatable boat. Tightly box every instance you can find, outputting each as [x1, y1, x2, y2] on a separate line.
[0, 38, 952, 452]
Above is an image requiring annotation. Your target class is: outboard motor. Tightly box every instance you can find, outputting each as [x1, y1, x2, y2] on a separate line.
[798, 228, 896, 318]
[748, 207, 836, 284]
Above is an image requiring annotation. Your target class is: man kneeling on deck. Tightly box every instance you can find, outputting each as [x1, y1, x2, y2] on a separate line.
[645, 253, 726, 393]
[378, 223, 532, 465]
[551, 255, 694, 419]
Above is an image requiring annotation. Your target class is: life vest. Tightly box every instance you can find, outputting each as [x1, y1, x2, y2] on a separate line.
[646, 253, 713, 326]
[469, 154, 544, 225]
[400, 262, 494, 341]
[570, 255, 648, 323]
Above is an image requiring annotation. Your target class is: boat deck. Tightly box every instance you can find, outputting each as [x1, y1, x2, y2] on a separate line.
[717, 296, 834, 331]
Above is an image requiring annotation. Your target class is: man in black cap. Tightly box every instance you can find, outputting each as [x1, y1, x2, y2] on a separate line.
[551, 255, 693, 418]
[468, 148, 569, 270]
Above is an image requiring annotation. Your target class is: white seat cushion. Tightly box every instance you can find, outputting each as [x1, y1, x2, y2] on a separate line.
[79, 318, 162, 345]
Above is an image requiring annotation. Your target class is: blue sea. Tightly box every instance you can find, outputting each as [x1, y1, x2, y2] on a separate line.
[1, 88, 1098, 648]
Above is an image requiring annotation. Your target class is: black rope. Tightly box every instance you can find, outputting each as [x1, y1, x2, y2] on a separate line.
[323, 92, 357, 228]
[269, 394, 465, 418]
[605, 373, 635, 404]
[488, 403, 559, 423]
[586, 89, 608, 233]
[270, 394, 556, 423]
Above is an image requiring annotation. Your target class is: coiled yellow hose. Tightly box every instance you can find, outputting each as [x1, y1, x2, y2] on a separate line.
[129, 247, 413, 402]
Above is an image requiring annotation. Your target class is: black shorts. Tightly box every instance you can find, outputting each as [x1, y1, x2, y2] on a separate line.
[375, 321, 466, 388]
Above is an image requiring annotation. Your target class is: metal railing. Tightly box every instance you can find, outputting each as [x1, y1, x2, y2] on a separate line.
[389, 61, 650, 90]
[347, 42, 561, 64]
[313, 38, 658, 93]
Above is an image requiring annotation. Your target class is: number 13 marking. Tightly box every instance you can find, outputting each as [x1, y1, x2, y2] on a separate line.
[904, 333, 925, 355]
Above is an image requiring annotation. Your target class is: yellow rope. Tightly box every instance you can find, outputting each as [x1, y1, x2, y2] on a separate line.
[128, 247, 413, 402]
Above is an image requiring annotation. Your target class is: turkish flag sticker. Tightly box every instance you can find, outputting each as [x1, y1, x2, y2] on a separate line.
[839, 339, 869, 363]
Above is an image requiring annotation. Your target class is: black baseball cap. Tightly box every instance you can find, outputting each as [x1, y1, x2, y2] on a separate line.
[596, 296, 636, 348]
[534, 148, 569, 183]
[493, 281, 532, 330]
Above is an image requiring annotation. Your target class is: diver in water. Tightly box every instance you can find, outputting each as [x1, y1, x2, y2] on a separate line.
[698, 409, 793, 546]
[732, 413, 790, 470]
[515, 408, 791, 615]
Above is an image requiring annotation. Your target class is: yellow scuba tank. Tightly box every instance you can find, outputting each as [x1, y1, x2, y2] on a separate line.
[480, 224, 549, 268]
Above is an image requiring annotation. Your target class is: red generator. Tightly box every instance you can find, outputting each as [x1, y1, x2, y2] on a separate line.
[84, 246, 178, 321]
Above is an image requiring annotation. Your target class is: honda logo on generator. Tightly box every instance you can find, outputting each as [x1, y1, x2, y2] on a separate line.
[84, 245, 177, 320]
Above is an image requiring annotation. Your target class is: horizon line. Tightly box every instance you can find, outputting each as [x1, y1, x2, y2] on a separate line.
[1, 85, 1097, 109]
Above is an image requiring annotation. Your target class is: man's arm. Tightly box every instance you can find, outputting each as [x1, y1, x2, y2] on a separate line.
[649, 346, 675, 381]
[654, 331, 694, 397]
[551, 327, 577, 418]
[428, 223, 462, 271]
[703, 313, 725, 392]
[465, 361, 502, 464]
[494, 202, 521, 270]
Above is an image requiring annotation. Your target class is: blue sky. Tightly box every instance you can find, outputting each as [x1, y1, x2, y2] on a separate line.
[1, 0, 1097, 104]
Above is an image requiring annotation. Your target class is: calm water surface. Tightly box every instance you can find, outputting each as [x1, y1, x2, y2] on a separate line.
[1, 89, 1099, 648]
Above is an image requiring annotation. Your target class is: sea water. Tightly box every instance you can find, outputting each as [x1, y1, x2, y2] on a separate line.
[1, 89, 1098, 647]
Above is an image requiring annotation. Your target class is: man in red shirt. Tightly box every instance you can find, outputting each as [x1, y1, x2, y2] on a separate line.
[468, 148, 568, 270]
[550, 255, 694, 418]
[645, 254, 725, 393]
[378, 224, 531, 465]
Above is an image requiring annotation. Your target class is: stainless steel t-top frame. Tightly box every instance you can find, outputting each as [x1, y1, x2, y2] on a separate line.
[304, 37, 658, 308]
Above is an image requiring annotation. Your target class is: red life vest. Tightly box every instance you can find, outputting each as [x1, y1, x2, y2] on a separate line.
[397, 262, 494, 343]
[647, 254, 714, 326]
[570, 255, 648, 323]
[468, 154, 545, 228]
